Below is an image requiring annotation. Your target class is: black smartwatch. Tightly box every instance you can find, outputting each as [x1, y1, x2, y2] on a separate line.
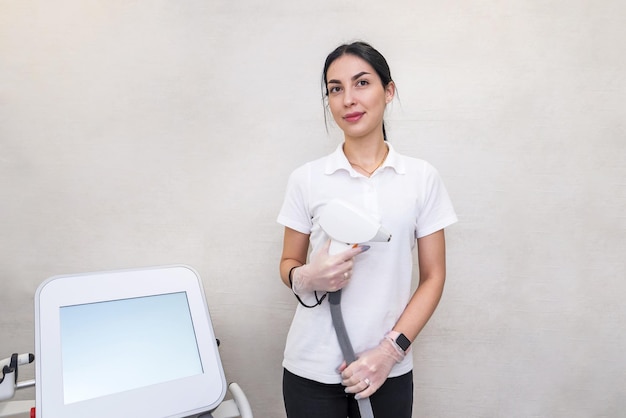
[394, 333, 411, 353]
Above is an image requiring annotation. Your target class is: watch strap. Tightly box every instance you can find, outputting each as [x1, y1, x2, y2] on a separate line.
[385, 331, 411, 354]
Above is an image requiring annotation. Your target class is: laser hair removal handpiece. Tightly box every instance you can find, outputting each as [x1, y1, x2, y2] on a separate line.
[318, 199, 391, 418]
[319, 199, 391, 256]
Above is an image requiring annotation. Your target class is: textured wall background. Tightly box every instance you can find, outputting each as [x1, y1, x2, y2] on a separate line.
[1, 1, 624, 417]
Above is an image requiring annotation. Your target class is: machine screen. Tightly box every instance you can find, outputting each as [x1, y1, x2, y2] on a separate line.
[59, 292, 203, 404]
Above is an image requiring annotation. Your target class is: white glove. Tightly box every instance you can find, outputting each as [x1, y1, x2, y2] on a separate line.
[292, 240, 368, 294]
[339, 335, 405, 399]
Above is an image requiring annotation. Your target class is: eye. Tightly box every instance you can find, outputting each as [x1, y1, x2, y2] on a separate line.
[328, 85, 342, 94]
[356, 79, 369, 87]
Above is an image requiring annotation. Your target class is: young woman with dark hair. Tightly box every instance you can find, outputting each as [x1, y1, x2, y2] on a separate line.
[277, 41, 457, 418]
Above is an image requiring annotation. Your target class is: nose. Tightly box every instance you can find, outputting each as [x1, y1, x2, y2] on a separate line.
[343, 87, 356, 107]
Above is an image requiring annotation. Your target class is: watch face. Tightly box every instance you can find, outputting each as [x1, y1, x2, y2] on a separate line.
[396, 333, 411, 352]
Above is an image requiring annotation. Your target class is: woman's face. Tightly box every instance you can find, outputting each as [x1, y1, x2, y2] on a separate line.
[325, 54, 394, 141]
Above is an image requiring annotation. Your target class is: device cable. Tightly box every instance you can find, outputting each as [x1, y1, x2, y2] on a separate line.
[328, 289, 375, 418]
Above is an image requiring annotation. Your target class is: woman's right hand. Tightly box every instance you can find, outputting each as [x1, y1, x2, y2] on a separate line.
[291, 240, 368, 294]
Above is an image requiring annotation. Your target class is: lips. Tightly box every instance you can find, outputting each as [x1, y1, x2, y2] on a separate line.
[343, 112, 364, 122]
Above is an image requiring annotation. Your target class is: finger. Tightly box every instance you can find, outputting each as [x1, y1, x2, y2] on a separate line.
[334, 259, 354, 280]
[342, 245, 367, 261]
[340, 372, 356, 387]
[340, 361, 357, 379]
[344, 383, 359, 394]
[358, 244, 371, 253]
[340, 368, 351, 381]
[341, 374, 356, 387]
[344, 377, 372, 394]
[337, 361, 347, 373]
[329, 244, 363, 262]
[342, 375, 362, 392]
[354, 381, 377, 400]
[332, 276, 348, 292]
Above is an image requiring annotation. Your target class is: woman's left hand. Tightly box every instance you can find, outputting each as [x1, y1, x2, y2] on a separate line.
[338, 337, 405, 399]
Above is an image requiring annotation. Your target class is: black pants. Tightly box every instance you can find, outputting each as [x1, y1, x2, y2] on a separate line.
[283, 368, 413, 418]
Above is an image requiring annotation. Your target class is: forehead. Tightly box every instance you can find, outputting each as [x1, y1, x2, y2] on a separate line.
[326, 54, 378, 82]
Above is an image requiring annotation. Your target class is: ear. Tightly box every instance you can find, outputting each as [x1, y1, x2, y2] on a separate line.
[385, 81, 396, 104]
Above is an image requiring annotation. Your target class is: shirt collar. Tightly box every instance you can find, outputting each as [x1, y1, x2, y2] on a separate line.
[324, 142, 405, 176]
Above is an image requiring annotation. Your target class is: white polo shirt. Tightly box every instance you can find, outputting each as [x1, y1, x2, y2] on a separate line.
[277, 142, 457, 384]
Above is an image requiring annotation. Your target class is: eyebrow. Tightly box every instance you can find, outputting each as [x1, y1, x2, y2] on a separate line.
[327, 71, 371, 85]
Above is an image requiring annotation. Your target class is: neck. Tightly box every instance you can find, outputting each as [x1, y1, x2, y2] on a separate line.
[343, 138, 389, 176]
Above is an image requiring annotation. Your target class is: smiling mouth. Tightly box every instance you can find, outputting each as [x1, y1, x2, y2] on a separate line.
[344, 112, 364, 122]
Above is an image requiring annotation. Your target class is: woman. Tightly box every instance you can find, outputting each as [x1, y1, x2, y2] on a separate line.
[277, 41, 457, 418]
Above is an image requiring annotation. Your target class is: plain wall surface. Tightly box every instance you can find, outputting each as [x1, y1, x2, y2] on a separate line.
[1, 1, 624, 417]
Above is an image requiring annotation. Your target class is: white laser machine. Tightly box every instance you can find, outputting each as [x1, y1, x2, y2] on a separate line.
[28, 265, 251, 418]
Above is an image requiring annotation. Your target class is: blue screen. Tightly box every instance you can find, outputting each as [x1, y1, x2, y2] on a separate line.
[59, 292, 203, 404]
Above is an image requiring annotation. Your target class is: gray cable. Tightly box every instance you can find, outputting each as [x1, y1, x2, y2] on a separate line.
[328, 290, 375, 418]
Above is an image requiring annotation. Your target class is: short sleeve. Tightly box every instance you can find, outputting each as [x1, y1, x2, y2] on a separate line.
[277, 164, 313, 234]
[415, 163, 458, 238]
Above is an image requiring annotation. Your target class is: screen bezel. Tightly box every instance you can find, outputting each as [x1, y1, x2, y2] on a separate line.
[35, 265, 226, 418]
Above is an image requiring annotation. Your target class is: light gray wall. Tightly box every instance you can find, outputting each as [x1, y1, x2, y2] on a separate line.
[1, 1, 624, 417]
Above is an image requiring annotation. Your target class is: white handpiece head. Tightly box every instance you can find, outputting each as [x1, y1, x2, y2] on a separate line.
[318, 199, 391, 254]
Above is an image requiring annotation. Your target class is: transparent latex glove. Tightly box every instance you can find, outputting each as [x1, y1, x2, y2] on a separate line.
[291, 240, 368, 294]
[339, 336, 405, 399]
